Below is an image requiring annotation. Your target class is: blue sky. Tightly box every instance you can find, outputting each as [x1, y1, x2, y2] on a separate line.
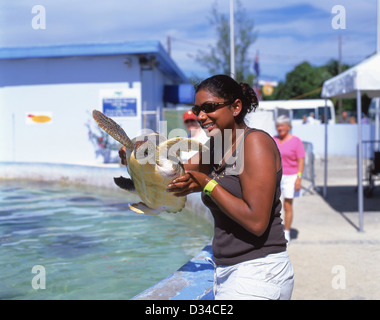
[0, 0, 378, 81]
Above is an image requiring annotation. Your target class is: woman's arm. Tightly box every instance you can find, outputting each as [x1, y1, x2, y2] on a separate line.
[167, 131, 280, 237]
[211, 132, 279, 236]
[294, 157, 305, 192]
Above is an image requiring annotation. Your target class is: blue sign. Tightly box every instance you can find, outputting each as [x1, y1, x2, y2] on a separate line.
[103, 98, 137, 117]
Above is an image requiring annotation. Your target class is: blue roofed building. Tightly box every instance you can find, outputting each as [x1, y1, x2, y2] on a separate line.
[0, 41, 193, 164]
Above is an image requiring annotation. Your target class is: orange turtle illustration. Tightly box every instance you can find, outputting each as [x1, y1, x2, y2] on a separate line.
[28, 114, 52, 123]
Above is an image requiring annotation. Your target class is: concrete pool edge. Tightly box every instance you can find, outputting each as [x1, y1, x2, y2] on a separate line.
[0, 162, 215, 300]
[132, 244, 214, 300]
[0, 161, 126, 189]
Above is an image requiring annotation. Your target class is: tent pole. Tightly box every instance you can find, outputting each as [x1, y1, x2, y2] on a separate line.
[323, 99, 328, 198]
[377, 0, 380, 53]
[229, 0, 235, 79]
[376, 98, 380, 151]
[357, 90, 364, 232]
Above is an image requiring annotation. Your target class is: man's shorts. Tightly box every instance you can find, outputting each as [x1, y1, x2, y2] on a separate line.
[281, 174, 300, 199]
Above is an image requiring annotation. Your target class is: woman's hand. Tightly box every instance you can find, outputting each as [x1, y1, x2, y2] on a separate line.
[167, 171, 211, 197]
[119, 146, 127, 166]
[295, 158, 304, 192]
[294, 177, 302, 192]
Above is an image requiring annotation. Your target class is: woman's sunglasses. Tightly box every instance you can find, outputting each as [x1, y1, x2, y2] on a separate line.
[192, 101, 232, 116]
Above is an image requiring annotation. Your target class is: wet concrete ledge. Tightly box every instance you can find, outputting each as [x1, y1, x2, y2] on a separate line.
[0, 161, 126, 188]
[0, 161, 215, 300]
[132, 244, 214, 300]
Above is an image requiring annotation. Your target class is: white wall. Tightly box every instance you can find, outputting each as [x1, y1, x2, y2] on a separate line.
[245, 112, 377, 157]
[293, 124, 376, 157]
[0, 82, 142, 164]
[0, 52, 185, 165]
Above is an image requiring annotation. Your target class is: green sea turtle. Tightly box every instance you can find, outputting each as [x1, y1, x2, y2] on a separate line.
[92, 110, 207, 215]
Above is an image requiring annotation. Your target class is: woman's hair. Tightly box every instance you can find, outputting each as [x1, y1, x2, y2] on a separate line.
[275, 115, 292, 128]
[195, 74, 259, 124]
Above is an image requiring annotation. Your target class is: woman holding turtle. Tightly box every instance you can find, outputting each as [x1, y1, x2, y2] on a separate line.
[166, 75, 294, 300]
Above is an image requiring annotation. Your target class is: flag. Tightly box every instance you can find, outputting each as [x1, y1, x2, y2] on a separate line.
[254, 51, 260, 77]
[254, 87, 262, 101]
[253, 51, 262, 100]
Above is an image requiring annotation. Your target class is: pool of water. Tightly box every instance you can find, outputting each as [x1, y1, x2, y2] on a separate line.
[0, 180, 213, 300]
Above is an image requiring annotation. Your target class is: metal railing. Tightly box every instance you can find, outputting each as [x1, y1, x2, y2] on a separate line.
[357, 140, 380, 197]
[302, 141, 318, 194]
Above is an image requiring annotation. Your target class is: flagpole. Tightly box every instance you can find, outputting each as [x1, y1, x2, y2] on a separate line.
[230, 0, 235, 79]
[255, 50, 260, 83]
[377, 0, 380, 53]
[254, 51, 262, 100]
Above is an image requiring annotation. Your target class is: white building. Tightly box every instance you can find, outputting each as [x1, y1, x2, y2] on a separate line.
[0, 41, 190, 164]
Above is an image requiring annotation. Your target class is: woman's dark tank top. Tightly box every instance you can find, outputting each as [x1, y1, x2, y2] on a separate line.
[201, 128, 287, 266]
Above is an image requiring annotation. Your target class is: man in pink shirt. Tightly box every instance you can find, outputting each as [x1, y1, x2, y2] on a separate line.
[273, 116, 305, 243]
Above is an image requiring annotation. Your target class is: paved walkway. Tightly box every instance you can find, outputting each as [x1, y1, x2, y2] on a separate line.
[287, 156, 380, 300]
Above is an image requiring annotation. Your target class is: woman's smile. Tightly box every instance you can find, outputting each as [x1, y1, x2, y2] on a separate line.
[201, 121, 216, 133]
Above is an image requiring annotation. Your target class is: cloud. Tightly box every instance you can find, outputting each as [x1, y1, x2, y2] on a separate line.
[0, 0, 377, 81]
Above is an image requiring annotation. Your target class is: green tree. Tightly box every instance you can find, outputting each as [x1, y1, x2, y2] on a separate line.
[324, 59, 350, 76]
[269, 62, 330, 100]
[194, 0, 258, 83]
[267, 59, 353, 101]
[265, 59, 372, 115]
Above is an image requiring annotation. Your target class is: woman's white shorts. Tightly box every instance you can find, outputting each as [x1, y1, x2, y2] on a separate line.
[210, 251, 294, 300]
[281, 174, 300, 199]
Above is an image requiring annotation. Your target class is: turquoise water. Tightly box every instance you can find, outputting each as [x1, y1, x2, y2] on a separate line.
[0, 180, 212, 300]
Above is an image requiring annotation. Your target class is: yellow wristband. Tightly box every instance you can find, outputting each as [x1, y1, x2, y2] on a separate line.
[297, 172, 303, 178]
[203, 179, 218, 197]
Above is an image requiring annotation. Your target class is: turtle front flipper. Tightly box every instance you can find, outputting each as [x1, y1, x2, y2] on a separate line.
[92, 110, 134, 151]
[129, 202, 161, 215]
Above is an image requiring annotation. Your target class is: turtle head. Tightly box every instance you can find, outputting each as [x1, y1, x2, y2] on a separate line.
[133, 134, 160, 164]
[92, 110, 134, 151]
[134, 140, 155, 163]
[156, 137, 209, 169]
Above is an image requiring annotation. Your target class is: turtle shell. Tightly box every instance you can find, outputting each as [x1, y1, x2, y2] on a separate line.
[127, 149, 186, 213]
